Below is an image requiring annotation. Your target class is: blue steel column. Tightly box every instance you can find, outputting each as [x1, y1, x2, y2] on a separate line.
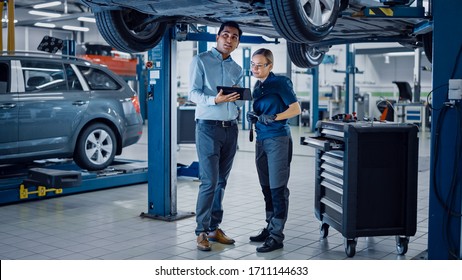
[198, 26, 208, 54]
[136, 54, 148, 121]
[141, 29, 193, 221]
[428, 0, 462, 259]
[345, 44, 356, 114]
[242, 47, 251, 130]
[310, 67, 319, 132]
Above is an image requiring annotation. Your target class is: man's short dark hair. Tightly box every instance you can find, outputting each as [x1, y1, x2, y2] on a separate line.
[218, 21, 242, 39]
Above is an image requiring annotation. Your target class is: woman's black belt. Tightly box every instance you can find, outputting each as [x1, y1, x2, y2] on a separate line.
[196, 119, 238, 127]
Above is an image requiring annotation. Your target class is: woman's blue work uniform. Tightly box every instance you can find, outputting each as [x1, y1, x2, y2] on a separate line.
[252, 72, 298, 243]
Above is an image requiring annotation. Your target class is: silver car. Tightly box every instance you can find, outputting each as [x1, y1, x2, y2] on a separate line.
[79, 0, 431, 67]
[0, 51, 143, 171]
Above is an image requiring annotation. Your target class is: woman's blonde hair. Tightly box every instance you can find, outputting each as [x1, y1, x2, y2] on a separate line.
[252, 48, 273, 65]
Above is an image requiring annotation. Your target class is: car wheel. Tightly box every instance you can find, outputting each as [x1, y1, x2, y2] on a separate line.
[74, 123, 117, 171]
[287, 42, 326, 68]
[94, 9, 168, 53]
[266, 0, 341, 43]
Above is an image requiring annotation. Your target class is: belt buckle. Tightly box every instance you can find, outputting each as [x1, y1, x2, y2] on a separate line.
[221, 121, 229, 127]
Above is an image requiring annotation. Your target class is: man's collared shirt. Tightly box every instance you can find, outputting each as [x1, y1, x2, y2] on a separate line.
[189, 47, 244, 121]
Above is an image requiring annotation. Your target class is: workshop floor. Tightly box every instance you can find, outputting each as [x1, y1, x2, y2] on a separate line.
[0, 123, 432, 260]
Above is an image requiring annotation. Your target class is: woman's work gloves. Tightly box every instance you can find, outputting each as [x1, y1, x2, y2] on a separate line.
[247, 111, 276, 125]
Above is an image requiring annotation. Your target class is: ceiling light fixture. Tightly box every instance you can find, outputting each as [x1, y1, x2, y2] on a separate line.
[33, 1, 62, 9]
[29, 11, 62, 18]
[62, 25, 90, 32]
[34, 22, 56, 28]
[1, 18, 18, 23]
[383, 52, 414, 57]
[77, 17, 96, 23]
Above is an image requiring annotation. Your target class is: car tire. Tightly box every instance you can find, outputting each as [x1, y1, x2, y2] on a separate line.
[266, 0, 341, 43]
[94, 9, 168, 53]
[74, 123, 117, 171]
[287, 42, 326, 68]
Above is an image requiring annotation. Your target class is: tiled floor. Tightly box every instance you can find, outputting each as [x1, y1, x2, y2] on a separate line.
[0, 123, 432, 260]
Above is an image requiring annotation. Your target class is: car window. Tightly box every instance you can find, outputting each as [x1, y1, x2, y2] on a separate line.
[21, 60, 67, 92]
[77, 65, 121, 91]
[65, 64, 83, 91]
[0, 62, 9, 93]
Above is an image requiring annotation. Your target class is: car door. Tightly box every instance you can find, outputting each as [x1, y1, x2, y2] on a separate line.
[17, 59, 90, 156]
[0, 60, 19, 158]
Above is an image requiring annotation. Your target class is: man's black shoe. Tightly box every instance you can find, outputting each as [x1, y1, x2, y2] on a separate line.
[249, 228, 270, 242]
[256, 237, 283, 253]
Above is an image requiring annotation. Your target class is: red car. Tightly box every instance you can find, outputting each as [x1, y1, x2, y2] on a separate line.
[77, 43, 138, 79]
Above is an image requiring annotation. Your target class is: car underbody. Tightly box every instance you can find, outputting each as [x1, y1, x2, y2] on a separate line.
[80, 0, 432, 67]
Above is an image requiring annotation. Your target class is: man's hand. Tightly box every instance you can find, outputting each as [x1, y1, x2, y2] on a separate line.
[247, 111, 259, 124]
[214, 89, 240, 104]
[258, 114, 276, 125]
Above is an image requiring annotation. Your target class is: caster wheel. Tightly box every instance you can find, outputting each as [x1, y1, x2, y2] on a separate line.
[396, 236, 409, 255]
[344, 238, 357, 257]
[320, 223, 329, 238]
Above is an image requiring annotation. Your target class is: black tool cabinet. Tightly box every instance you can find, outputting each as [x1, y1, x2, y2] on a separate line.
[301, 121, 419, 257]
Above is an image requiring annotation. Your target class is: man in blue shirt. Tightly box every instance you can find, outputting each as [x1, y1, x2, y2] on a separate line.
[189, 21, 244, 251]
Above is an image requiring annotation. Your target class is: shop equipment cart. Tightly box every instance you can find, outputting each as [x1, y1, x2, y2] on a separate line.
[301, 120, 419, 257]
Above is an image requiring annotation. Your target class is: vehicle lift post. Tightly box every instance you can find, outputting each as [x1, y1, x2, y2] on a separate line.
[242, 47, 252, 130]
[428, 0, 462, 260]
[0, 1, 2, 51]
[1, 0, 15, 51]
[345, 44, 356, 114]
[140, 28, 194, 221]
[310, 67, 320, 133]
[332, 44, 362, 115]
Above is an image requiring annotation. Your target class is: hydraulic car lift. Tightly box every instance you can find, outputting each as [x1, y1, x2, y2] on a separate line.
[0, 159, 148, 205]
[344, 0, 462, 259]
[428, 0, 462, 260]
[0, 3, 151, 206]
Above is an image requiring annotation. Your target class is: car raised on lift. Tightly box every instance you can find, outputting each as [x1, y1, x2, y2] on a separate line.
[79, 0, 432, 67]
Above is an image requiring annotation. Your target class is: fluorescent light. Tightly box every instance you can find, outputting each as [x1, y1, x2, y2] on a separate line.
[29, 10, 62, 18]
[384, 55, 390, 64]
[1, 18, 18, 23]
[34, 22, 56, 28]
[33, 1, 62, 9]
[62, 25, 89, 32]
[77, 17, 96, 23]
[384, 52, 414, 57]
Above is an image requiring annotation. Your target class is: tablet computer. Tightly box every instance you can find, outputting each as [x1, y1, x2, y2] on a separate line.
[217, 86, 252, 100]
